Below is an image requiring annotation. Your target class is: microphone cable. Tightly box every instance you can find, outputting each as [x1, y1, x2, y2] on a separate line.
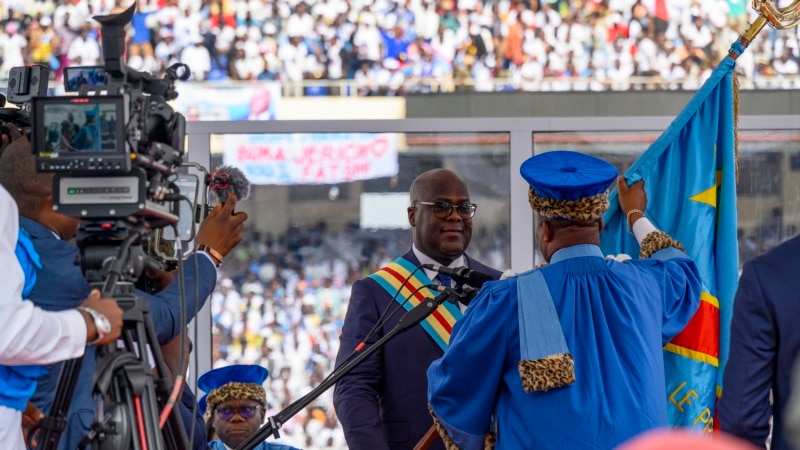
[335, 265, 444, 368]
[294, 275, 441, 410]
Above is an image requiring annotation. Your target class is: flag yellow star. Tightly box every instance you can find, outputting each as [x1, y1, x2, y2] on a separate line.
[690, 170, 721, 208]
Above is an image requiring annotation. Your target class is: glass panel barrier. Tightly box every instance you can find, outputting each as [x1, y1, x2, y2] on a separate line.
[183, 117, 800, 449]
[207, 131, 511, 449]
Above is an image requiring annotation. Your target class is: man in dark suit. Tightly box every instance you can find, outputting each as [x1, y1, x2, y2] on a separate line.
[0, 132, 247, 449]
[333, 168, 503, 450]
[719, 235, 800, 450]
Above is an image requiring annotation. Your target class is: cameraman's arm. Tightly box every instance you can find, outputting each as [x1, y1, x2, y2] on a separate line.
[160, 330, 191, 381]
[0, 187, 123, 363]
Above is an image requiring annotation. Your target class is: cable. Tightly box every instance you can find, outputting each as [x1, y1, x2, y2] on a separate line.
[158, 221, 185, 429]
[134, 396, 148, 450]
[330, 266, 437, 375]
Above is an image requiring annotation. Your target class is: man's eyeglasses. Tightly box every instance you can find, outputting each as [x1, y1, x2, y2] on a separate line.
[215, 404, 263, 421]
[413, 201, 477, 219]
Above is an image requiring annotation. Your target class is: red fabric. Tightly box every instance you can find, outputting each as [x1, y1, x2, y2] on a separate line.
[654, 0, 669, 22]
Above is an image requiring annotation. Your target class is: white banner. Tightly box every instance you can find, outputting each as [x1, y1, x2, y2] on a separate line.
[223, 133, 399, 185]
[171, 82, 281, 121]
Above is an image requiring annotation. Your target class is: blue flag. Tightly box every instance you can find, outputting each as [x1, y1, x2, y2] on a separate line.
[600, 56, 740, 431]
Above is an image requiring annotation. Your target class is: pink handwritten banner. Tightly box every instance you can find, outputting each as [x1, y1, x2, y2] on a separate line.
[222, 133, 399, 185]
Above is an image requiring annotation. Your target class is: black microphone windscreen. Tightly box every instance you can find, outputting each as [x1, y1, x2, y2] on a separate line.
[422, 264, 494, 288]
[209, 165, 250, 203]
[467, 270, 495, 288]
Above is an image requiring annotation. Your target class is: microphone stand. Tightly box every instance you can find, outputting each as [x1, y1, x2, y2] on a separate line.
[235, 287, 475, 450]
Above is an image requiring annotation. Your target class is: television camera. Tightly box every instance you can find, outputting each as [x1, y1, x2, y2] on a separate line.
[31, 7, 190, 223]
[3, 4, 204, 450]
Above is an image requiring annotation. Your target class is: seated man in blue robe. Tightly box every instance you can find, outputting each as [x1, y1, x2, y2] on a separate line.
[427, 150, 702, 450]
[199, 365, 299, 450]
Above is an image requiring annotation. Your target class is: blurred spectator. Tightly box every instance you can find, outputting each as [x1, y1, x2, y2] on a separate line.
[0, 21, 27, 75]
[154, 28, 180, 71]
[66, 25, 100, 66]
[182, 35, 211, 80]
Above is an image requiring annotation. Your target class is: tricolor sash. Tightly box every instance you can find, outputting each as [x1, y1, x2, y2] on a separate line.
[369, 257, 463, 351]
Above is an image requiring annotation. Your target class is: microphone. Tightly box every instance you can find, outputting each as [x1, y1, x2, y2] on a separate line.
[425, 284, 457, 294]
[422, 264, 494, 288]
[208, 165, 250, 204]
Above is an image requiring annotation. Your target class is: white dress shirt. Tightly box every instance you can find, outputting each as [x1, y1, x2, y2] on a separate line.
[0, 184, 87, 365]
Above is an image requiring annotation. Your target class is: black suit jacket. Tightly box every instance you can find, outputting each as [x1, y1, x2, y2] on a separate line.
[333, 250, 502, 450]
[719, 235, 800, 450]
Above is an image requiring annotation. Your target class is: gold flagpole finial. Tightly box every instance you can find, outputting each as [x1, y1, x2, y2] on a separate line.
[742, 0, 800, 44]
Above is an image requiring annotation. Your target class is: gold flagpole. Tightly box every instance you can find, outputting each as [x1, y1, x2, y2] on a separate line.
[735, 0, 800, 53]
[726, 0, 800, 179]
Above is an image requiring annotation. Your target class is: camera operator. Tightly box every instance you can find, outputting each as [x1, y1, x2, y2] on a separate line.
[0, 178, 124, 450]
[0, 129, 248, 450]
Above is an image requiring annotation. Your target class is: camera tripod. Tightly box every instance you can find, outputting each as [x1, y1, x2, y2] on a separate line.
[34, 223, 190, 450]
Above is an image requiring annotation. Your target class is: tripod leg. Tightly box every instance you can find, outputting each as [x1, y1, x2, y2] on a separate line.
[38, 355, 87, 450]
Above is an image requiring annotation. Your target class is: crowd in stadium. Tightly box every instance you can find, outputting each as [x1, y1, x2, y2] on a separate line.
[2, 0, 799, 94]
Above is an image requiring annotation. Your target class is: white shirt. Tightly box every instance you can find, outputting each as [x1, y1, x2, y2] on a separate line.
[0, 184, 87, 365]
[67, 35, 101, 66]
[180, 45, 212, 80]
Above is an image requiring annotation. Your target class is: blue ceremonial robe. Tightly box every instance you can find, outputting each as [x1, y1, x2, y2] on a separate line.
[428, 244, 701, 450]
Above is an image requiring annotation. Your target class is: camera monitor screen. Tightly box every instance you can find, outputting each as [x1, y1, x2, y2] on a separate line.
[64, 66, 107, 93]
[34, 96, 125, 157]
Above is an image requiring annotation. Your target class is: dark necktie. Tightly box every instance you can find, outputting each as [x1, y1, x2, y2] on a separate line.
[438, 273, 453, 288]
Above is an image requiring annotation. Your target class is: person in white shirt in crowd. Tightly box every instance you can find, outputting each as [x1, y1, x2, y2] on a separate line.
[155, 0, 181, 31]
[0, 22, 27, 75]
[681, 13, 714, 57]
[376, 57, 405, 96]
[285, 1, 315, 40]
[352, 13, 383, 65]
[661, 57, 689, 90]
[67, 25, 101, 66]
[430, 23, 457, 66]
[154, 28, 181, 71]
[181, 35, 211, 80]
[607, 58, 634, 91]
[170, 7, 195, 49]
[774, 32, 800, 60]
[279, 37, 308, 84]
[773, 50, 800, 89]
[354, 61, 377, 96]
[53, 0, 90, 36]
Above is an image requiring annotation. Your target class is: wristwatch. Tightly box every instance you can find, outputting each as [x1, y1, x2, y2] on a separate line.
[77, 306, 112, 345]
